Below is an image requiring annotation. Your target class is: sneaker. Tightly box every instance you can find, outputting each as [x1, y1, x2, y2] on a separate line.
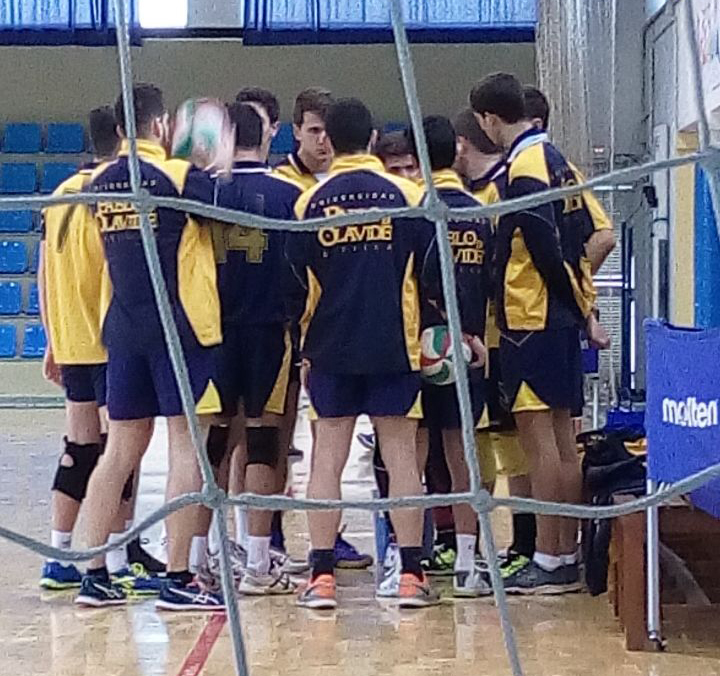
[297, 574, 337, 610]
[398, 573, 440, 608]
[40, 561, 82, 590]
[561, 563, 584, 592]
[422, 544, 456, 577]
[238, 568, 298, 596]
[110, 567, 137, 589]
[334, 528, 373, 569]
[356, 432, 376, 451]
[197, 541, 247, 593]
[271, 547, 310, 575]
[155, 579, 225, 611]
[75, 575, 127, 608]
[503, 560, 574, 595]
[500, 553, 531, 580]
[127, 538, 166, 575]
[376, 543, 401, 598]
[454, 566, 493, 598]
[127, 563, 164, 596]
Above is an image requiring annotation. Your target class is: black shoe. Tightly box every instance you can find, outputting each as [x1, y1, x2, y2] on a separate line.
[127, 538, 166, 576]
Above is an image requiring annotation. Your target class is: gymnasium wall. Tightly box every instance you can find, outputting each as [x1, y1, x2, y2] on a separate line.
[0, 39, 535, 124]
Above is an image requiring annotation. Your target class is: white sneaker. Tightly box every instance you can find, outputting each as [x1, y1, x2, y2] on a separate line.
[376, 544, 401, 599]
[238, 568, 297, 596]
[270, 547, 310, 575]
[453, 566, 493, 598]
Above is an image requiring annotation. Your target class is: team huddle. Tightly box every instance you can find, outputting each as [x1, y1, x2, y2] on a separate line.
[38, 72, 615, 612]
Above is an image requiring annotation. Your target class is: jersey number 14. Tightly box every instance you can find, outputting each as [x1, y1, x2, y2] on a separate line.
[226, 226, 268, 263]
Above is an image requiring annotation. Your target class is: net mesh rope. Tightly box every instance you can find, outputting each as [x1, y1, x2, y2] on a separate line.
[0, 1, 719, 675]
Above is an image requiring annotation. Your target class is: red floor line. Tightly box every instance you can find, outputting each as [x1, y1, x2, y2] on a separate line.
[176, 613, 227, 676]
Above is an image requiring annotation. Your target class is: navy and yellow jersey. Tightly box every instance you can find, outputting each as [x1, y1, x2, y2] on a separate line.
[421, 169, 492, 338]
[469, 159, 507, 208]
[41, 162, 108, 365]
[289, 154, 437, 374]
[213, 161, 303, 327]
[273, 151, 319, 192]
[90, 139, 221, 351]
[496, 128, 595, 333]
[568, 161, 613, 240]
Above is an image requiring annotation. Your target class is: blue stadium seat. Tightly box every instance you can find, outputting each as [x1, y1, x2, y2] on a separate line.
[22, 323, 46, 358]
[0, 240, 27, 273]
[0, 210, 32, 233]
[271, 123, 295, 155]
[0, 281, 21, 315]
[46, 123, 85, 154]
[28, 241, 39, 274]
[41, 162, 77, 194]
[382, 122, 407, 134]
[27, 282, 39, 315]
[3, 123, 42, 153]
[0, 324, 16, 357]
[1, 163, 37, 194]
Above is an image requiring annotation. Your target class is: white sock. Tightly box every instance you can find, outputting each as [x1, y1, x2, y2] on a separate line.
[533, 552, 563, 572]
[246, 535, 271, 575]
[48, 530, 72, 563]
[208, 513, 222, 554]
[561, 551, 578, 566]
[455, 534, 477, 572]
[234, 506, 248, 549]
[106, 532, 129, 574]
[189, 536, 208, 573]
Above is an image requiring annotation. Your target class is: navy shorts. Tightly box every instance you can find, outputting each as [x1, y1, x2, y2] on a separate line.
[485, 348, 516, 432]
[307, 370, 422, 419]
[216, 324, 292, 419]
[61, 364, 107, 407]
[499, 327, 583, 414]
[107, 344, 220, 421]
[421, 370, 486, 430]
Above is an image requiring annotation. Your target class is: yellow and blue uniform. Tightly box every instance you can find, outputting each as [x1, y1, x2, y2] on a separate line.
[289, 154, 437, 418]
[496, 129, 595, 414]
[273, 151, 320, 192]
[41, 162, 108, 406]
[213, 161, 303, 418]
[421, 169, 492, 431]
[90, 140, 222, 421]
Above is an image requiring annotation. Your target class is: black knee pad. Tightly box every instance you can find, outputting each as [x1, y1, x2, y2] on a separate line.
[51, 438, 103, 502]
[246, 427, 280, 468]
[121, 471, 135, 502]
[207, 424, 231, 468]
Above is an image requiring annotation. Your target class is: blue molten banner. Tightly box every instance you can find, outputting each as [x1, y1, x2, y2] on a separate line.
[645, 320, 720, 517]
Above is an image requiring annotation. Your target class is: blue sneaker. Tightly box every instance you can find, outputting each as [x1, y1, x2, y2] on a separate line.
[40, 561, 82, 590]
[155, 579, 225, 612]
[334, 529, 373, 569]
[126, 563, 164, 596]
[110, 567, 136, 589]
[74, 575, 127, 607]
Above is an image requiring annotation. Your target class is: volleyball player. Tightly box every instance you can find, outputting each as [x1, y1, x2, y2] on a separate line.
[290, 98, 439, 609]
[471, 73, 596, 594]
[75, 84, 224, 610]
[375, 130, 420, 180]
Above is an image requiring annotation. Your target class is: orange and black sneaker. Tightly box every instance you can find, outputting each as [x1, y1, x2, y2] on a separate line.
[297, 574, 337, 609]
[397, 573, 440, 608]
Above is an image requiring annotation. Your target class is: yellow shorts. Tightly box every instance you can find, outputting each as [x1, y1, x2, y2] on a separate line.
[475, 430, 529, 480]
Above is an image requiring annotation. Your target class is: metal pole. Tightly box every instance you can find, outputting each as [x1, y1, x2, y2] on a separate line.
[646, 478, 663, 646]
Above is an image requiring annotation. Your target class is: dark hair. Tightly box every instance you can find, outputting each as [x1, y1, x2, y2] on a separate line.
[469, 73, 525, 124]
[228, 102, 263, 150]
[453, 107, 501, 155]
[375, 130, 413, 162]
[89, 106, 120, 158]
[409, 116, 455, 171]
[293, 87, 333, 127]
[325, 98, 373, 155]
[114, 83, 165, 136]
[235, 87, 280, 125]
[523, 85, 550, 130]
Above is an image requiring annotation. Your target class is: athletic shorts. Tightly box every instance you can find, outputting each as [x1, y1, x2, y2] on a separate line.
[106, 343, 220, 421]
[420, 371, 486, 430]
[485, 347, 516, 432]
[61, 364, 107, 407]
[216, 324, 292, 419]
[307, 370, 422, 419]
[499, 327, 583, 414]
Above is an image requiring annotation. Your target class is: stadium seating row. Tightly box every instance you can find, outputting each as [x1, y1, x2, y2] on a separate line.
[2, 123, 85, 154]
[0, 240, 39, 274]
[0, 162, 78, 195]
[0, 323, 45, 358]
[0, 281, 38, 316]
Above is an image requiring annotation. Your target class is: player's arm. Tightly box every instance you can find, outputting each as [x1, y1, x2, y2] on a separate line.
[586, 229, 616, 275]
[37, 215, 61, 385]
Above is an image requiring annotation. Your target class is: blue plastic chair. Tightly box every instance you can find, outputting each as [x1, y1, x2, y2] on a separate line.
[26, 282, 39, 315]
[0, 240, 27, 273]
[0, 324, 16, 357]
[22, 323, 46, 358]
[270, 123, 295, 155]
[46, 123, 85, 154]
[382, 122, 408, 134]
[0, 281, 21, 315]
[1, 163, 37, 194]
[0, 210, 32, 233]
[41, 163, 77, 194]
[28, 241, 39, 274]
[3, 123, 42, 153]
